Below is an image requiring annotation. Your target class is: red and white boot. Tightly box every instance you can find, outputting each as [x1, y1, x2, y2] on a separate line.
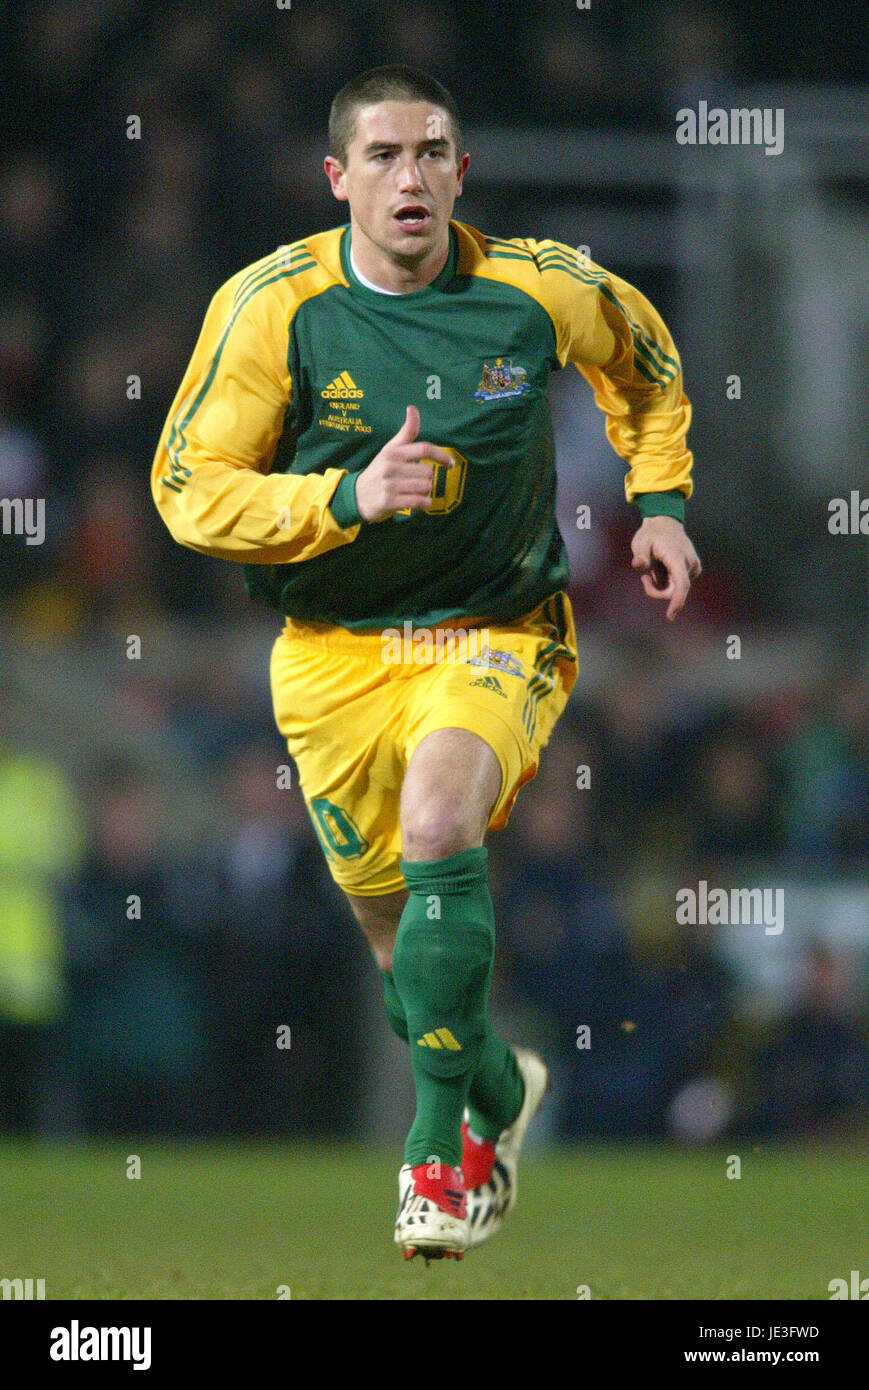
[394, 1160, 469, 1261]
[463, 1046, 549, 1248]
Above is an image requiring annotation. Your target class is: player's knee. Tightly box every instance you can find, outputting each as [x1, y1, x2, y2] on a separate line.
[401, 801, 481, 862]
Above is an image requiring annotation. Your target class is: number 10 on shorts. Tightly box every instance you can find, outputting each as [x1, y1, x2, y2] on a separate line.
[309, 796, 370, 859]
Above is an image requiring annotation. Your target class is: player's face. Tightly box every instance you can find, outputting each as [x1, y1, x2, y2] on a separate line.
[324, 101, 468, 267]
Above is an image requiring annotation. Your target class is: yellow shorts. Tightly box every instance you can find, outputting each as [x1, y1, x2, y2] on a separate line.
[270, 591, 577, 896]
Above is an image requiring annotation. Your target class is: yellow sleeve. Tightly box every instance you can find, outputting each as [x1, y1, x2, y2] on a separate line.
[529, 240, 693, 502]
[151, 268, 360, 563]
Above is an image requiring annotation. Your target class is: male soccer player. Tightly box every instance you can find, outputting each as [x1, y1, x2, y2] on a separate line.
[152, 65, 701, 1261]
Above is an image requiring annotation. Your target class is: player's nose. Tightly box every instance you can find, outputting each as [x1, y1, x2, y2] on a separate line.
[395, 158, 425, 192]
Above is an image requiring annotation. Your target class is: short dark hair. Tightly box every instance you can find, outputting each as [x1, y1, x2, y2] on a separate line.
[328, 64, 464, 165]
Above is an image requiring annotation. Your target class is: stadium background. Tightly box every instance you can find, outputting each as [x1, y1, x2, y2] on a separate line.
[0, 0, 866, 1298]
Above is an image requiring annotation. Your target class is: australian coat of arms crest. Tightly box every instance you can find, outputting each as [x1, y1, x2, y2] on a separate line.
[474, 358, 530, 401]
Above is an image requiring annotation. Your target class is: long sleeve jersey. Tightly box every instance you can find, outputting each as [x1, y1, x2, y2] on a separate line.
[151, 220, 693, 629]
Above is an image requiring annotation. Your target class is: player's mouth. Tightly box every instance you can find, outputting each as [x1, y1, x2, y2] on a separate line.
[393, 204, 432, 233]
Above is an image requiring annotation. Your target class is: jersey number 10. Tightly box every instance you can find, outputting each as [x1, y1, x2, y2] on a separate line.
[395, 448, 468, 519]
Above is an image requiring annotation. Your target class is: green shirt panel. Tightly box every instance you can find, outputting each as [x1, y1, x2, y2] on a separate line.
[244, 225, 570, 628]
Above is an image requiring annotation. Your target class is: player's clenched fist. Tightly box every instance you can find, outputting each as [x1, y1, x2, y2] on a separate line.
[354, 405, 455, 522]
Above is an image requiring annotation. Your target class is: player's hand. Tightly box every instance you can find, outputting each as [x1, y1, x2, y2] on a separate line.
[631, 514, 702, 621]
[354, 405, 455, 522]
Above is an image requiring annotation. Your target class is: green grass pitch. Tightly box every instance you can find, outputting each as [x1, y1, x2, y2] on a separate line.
[1, 1141, 865, 1300]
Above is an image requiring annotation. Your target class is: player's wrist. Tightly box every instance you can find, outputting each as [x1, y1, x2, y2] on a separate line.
[634, 489, 686, 524]
[330, 470, 365, 528]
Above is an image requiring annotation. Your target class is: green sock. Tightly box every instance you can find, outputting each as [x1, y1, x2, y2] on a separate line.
[392, 846, 520, 1169]
[382, 958, 523, 1145]
[381, 969, 408, 1041]
[465, 1025, 524, 1142]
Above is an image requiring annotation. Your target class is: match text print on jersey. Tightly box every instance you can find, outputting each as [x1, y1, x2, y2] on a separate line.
[0, 497, 45, 545]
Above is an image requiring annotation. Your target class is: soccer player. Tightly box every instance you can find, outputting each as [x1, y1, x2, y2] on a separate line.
[151, 65, 701, 1261]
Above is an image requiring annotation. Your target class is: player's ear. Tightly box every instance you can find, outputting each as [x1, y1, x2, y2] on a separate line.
[324, 156, 348, 201]
[455, 152, 470, 196]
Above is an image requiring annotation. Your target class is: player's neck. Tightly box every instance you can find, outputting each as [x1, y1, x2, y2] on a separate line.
[349, 224, 450, 294]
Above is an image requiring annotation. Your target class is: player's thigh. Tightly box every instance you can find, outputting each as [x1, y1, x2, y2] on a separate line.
[402, 592, 578, 837]
[270, 627, 408, 896]
[400, 727, 502, 861]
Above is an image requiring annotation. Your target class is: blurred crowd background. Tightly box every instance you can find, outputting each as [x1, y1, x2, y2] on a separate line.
[0, 0, 866, 1144]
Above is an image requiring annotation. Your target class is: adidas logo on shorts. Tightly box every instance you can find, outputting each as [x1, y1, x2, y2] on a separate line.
[469, 675, 507, 698]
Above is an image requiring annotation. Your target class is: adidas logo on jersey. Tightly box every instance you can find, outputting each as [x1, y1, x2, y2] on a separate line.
[321, 371, 363, 399]
[417, 1028, 462, 1051]
[469, 675, 507, 698]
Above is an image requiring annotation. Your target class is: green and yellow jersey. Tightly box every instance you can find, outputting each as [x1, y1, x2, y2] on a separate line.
[151, 220, 693, 629]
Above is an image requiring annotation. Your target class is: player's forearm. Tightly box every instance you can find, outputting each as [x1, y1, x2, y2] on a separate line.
[570, 264, 694, 507]
[151, 456, 361, 563]
[608, 390, 694, 507]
